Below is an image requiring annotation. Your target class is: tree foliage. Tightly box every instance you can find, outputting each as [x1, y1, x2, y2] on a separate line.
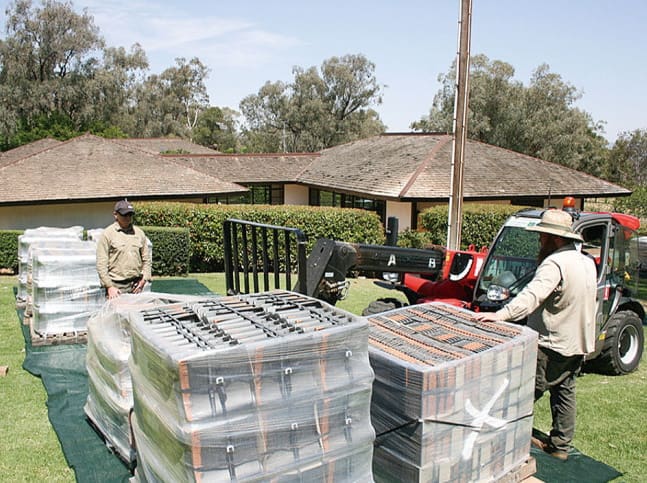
[239, 54, 385, 152]
[0, 0, 212, 148]
[192, 107, 240, 152]
[0, 0, 104, 143]
[412, 54, 609, 176]
[607, 129, 647, 188]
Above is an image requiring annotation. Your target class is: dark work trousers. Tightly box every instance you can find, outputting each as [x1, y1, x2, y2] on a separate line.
[534, 346, 584, 451]
[105, 276, 142, 296]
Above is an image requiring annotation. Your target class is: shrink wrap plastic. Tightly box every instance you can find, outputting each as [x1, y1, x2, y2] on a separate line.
[368, 303, 537, 483]
[84, 293, 204, 463]
[129, 290, 375, 482]
[29, 244, 103, 335]
[17, 229, 84, 303]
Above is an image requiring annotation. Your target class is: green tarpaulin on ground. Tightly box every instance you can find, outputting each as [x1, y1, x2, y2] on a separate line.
[531, 441, 621, 482]
[19, 279, 622, 482]
[20, 279, 213, 483]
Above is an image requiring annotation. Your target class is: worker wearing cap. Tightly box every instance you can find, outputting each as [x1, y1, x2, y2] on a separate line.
[96, 200, 151, 299]
[475, 209, 597, 461]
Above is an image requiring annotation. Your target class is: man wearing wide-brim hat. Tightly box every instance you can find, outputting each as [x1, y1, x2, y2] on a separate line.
[476, 209, 597, 461]
[96, 199, 152, 299]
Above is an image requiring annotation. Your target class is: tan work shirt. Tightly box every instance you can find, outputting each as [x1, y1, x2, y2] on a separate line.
[96, 222, 151, 288]
[496, 244, 597, 356]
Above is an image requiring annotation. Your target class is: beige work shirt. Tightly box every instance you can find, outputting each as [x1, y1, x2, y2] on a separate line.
[96, 222, 151, 288]
[496, 244, 597, 356]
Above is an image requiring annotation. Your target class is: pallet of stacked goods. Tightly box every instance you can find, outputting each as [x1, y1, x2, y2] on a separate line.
[16, 226, 84, 310]
[368, 302, 537, 483]
[129, 290, 375, 482]
[29, 242, 104, 344]
[84, 292, 205, 465]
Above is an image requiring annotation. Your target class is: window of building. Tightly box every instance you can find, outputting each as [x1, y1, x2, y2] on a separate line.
[207, 184, 284, 205]
[309, 188, 386, 222]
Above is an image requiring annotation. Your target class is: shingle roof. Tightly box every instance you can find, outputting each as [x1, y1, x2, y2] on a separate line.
[115, 137, 221, 154]
[1, 133, 629, 206]
[0, 138, 63, 168]
[298, 133, 631, 200]
[171, 153, 318, 183]
[0, 134, 246, 204]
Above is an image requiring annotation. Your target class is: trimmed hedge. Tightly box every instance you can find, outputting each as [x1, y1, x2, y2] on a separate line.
[418, 204, 531, 250]
[134, 202, 385, 272]
[140, 226, 191, 276]
[0, 230, 21, 273]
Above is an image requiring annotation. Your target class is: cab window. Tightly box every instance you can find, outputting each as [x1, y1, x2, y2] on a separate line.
[580, 224, 607, 280]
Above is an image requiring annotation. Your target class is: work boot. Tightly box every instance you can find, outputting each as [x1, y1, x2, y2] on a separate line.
[545, 445, 569, 461]
[530, 436, 547, 451]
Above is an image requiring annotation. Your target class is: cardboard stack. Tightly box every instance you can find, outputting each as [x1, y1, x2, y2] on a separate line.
[368, 303, 537, 483]
[129, 290, 375, 482]
[84, 293, 204, 464]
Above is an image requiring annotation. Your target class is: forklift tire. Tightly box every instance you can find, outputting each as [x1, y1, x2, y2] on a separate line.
[362, 298, 406, 316]
[588, 311, 644, 375]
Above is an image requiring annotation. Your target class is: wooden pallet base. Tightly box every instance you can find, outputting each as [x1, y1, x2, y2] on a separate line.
[29, 320, 87, 347]
[499, 457, 538, 483]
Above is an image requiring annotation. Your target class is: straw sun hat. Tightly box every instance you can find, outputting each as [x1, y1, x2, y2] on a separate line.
[526, 209, 583, 241]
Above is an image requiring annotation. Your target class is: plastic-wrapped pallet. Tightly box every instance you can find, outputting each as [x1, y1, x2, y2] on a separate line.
[84, 292, 205, 464]
[21, 239, 92, 311]
[30, 243, 104, 335]
[129, 290, 375, 482]
[86, 228, 104, 242]
[368, 302, 537, 483]
[16, 226, 84, 304]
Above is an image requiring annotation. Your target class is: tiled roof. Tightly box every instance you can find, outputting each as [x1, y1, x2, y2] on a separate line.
[0, 134, 246, 204]
[115, 138, 221, 154]
[171, 153, 318, 183]
[298, 134, 631, 200]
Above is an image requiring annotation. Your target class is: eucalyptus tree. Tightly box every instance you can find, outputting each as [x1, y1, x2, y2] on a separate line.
[240, 54, 385, 153]
[130, 57, 210, 138]
[607, 129, 647, 188]
[0, 0, 104, 140]
[413, 54, 608, 175]
[193, 106, 240, 152]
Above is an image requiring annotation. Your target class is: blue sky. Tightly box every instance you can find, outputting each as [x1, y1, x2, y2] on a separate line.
[2, 0, 646, 143]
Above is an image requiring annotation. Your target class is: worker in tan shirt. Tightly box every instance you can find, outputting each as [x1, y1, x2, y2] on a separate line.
[475, 209, 597, 461]
[96, 200, 151, 299]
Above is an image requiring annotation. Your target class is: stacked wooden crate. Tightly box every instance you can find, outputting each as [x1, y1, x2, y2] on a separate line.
[129, 290, 375, 482]
[368, 303, 537, 483]
[84, 293, 203, 464]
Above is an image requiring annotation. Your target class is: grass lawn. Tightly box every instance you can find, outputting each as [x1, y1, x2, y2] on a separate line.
[0, 273, 645, 481]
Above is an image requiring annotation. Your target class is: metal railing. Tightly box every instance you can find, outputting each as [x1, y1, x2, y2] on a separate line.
[223, 219, 308, 295]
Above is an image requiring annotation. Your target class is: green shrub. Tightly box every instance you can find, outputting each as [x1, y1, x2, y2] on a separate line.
[0, 230, 21, 273]
[396, 229, 442, 249]
[134, 203, 385, 272]
[419, 204, 530, 250]
[140, 226, 191, 276]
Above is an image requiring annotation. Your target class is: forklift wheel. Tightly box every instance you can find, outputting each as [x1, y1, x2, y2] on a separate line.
[588, 310, 644, 375]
